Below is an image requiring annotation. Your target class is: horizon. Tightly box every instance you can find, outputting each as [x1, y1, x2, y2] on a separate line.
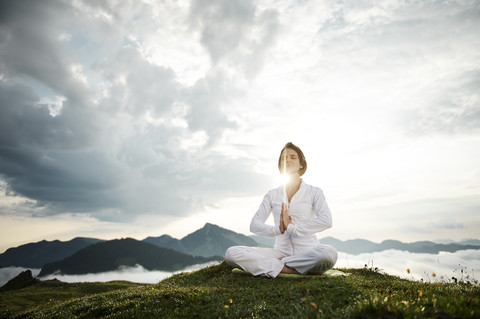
[2, 221, 480, 254]
[2, 248, 479, 287]
[1, 0, 479, 252]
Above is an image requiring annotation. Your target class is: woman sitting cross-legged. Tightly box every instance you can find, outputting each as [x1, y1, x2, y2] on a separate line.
[225, 142, 338, 278]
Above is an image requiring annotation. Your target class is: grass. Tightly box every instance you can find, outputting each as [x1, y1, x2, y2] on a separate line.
[1, 262, 479, 318]
[0, 280, 147, 317]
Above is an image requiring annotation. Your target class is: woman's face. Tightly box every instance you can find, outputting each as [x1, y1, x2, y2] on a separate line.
[280, 148, 303, 175]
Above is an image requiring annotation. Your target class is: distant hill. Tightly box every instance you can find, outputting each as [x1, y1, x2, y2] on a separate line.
[38, 238, 223, 277]
[318, 237, 480, 254]
[0, 237, 104, 268]
[459, 239, 480, 246]
[143, 235, 187, 253]
[144, 223, 258, 257]
[3, 225, 480, 273]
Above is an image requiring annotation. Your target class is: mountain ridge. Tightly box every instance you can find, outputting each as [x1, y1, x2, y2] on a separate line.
[1, 224, 479, 272]
[38, 238, 222, 277]
[318, 236, 480, 254]
[0, 237, 105, 268]
[143, 223, 258, 257]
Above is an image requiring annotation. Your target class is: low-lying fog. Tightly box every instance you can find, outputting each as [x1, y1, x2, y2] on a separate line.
[1, 250, 478, 287]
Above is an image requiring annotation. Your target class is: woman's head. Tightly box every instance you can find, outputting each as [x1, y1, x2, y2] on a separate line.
[278, 142, 307, 176]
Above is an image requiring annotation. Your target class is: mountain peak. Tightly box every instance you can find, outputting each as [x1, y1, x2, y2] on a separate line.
[203, 223, 221, 230]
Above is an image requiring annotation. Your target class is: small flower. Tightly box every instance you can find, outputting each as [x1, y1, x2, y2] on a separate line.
[310, 302, 318, 310]
[224, 305, 230, 309]
[229, 299, 233, 304]
[406, 268, 411, 274]
[432, 273, 436, 277]
[418, 290, 423, 297]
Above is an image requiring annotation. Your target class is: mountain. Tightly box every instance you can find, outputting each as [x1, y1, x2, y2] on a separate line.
[459, 239, 480, 246]
[3, 225, 480, 272]
[318, 237, 480, 254]
[0, 237, 105, 268]
[38, 238, 223, 277]
[144, 223, 258, 257]
[143, 235, 186, 254]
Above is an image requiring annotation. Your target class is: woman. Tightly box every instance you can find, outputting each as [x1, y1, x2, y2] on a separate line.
[225, 142, 337, 277]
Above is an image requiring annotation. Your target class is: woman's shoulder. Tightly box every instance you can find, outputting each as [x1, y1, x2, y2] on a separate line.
[266, 185, 283, 195]
[301, 181, 325, 195]
[263, 185, 283, 200]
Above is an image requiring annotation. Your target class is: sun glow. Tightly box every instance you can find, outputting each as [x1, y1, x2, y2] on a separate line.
[278, 173, 291, 186]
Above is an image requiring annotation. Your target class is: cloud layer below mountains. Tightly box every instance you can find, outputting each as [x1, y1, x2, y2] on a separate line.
[2, 250, 478, 286]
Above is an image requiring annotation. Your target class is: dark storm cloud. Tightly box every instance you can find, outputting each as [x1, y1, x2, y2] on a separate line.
[0, 0, 277, 220]
[0, 0, 90, 104]
[0, 82, 121, 213]
[97, 46, 179, 117]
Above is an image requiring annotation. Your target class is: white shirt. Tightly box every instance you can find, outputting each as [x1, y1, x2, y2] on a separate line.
[250, 180, 332, 255]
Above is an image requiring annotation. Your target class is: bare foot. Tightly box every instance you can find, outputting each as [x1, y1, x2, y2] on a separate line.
[280, 265, 300, 274]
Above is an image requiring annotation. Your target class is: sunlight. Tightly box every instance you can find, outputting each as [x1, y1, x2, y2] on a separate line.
[277, 173, 291, 186]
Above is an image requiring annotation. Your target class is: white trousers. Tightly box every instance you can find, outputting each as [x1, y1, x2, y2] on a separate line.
[225, 244, 338, 278]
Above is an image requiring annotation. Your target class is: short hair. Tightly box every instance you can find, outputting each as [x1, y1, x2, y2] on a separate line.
[277, 142, 307, 176]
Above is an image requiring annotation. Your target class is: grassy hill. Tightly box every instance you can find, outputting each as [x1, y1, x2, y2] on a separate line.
[1, 262, 479, 318]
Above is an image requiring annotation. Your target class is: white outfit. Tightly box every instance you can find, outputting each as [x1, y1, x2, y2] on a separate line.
[225, 180, 337, 278]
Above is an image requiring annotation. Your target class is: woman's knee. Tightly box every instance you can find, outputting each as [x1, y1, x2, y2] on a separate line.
[314, 245, 338, 264]
[327, 246, 338, 264]
[225, 246, 242, 265]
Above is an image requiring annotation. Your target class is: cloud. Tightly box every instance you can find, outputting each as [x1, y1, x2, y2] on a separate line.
[2, 250, 478, 286]
[0, 262, 218, 286]
[189, 0, 279, 77]
[432, 219, 465, 230]
[36, 262, 219, 284]
[189, 0, 256, 63]
[0, 0, 279, 221]
[402, 70, 480, 136]
[0, 0, 91, 103]
[97, 46, 179, 118]
[336, 249, 480, 283]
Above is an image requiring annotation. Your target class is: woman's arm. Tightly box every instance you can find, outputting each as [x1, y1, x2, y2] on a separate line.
[284, 188, 332, 237]
[250, 192, 283, 237]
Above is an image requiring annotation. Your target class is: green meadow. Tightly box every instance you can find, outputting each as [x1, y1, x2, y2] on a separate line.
[1, 262, 479, 318]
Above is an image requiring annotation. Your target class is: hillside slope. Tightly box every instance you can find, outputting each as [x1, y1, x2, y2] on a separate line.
[9, 262, 479, 318]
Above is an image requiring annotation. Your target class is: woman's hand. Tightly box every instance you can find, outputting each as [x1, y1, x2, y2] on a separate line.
[280, 203, 292, 234]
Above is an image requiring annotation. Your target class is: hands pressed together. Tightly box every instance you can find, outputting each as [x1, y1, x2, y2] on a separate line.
[279, 203, 292, 234]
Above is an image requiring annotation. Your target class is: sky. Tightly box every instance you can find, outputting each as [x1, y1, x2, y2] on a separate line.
[0, 0, 479, 253]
